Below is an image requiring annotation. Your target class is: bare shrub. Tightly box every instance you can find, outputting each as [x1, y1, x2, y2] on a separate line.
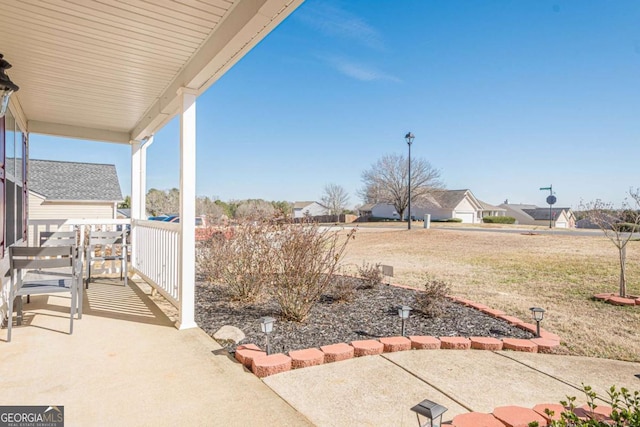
[357, 262, 383, 289]
[415, 276, 451, 318]
[271, 223, 356, 321]
[330, 275, 358, 303]
[196, 221, 274, 302]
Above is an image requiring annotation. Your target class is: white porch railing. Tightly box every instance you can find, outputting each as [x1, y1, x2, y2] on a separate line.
[27, 218, 181, 309]
[131, 219, 180, 307]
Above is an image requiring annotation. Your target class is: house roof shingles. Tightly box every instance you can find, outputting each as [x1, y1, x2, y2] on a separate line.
[28, 159, 123, 201]
[522, 207, 571, 221]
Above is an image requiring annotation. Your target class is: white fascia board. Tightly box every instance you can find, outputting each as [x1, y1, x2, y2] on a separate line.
[28, 120, 130, 144]
[131, 0, 303, 141]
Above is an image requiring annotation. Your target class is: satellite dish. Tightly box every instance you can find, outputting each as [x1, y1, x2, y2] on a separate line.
[546, 195, 557, 205]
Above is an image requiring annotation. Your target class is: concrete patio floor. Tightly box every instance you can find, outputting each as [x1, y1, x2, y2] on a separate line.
[2, 278, 640, 426]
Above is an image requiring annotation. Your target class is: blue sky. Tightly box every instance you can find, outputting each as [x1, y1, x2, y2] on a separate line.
[30, 0, 640, 209]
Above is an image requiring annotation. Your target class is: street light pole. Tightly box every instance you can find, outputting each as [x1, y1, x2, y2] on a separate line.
[405, 132, 415, 230]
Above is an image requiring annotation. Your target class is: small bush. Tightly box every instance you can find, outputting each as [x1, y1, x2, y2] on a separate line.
[483, 216, 516, 224]
[614, 222, 640, 233]
[330, 275, 358, 303]
[431, 218, 463, 223]
[414, 277, 451, 318]
[357, 262, 383, 289]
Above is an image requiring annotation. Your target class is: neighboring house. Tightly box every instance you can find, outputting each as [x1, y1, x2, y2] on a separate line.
[117, 208, 131, 219]
[358, 189, 486, 224]
[292, 201, 330, 218]
[500, 203, 576, 228]
[478, 200, 507, 218]
[28, 159, 123, 220]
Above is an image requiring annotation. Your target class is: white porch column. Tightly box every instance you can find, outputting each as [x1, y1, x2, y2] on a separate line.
[130, 138, 151, 268]
[177, 88, 198, 330]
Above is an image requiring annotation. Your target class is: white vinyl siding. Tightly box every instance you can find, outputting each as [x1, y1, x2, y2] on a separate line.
[29, 193, 116, 220]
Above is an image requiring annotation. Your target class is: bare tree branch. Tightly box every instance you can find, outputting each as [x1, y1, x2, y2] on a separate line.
[321, 183, 350, 215]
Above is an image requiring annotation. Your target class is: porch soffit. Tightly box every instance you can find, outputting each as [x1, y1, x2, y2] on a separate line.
[1, 0, 303, 144]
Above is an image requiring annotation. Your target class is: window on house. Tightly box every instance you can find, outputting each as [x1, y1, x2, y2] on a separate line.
[2, 108, 26, 250]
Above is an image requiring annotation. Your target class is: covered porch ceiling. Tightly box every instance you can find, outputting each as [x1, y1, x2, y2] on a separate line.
[1, 0, 303, 144]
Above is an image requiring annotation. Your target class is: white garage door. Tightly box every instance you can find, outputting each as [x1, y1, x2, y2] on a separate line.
[555, 221, 567, 228]
[455, 212, 475, 223]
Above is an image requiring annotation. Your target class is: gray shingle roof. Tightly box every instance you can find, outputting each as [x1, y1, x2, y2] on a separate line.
[29, 159, 123, 201]
[522, 207, 571, 221]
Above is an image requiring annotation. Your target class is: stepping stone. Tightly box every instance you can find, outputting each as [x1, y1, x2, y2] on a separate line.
[379, 336, 411, 352]
[470, 337, 503, 350]
[450, 412, 505, 427]
[493, 405, 547, 427]
[530, 338, 560, 353]
[409, 336, 441, 350]
[251, 353, 292, 378]
[439, 337, 471, 350]
[235, 344, 266, 369]
[481, 307, 506, 317]
[214, 325, 245, 344]
[533, 403, 566, 422]
[498, 315, 524, 325]
[607, 296, 636, 306]
[289, 348, 324, 369]
[351, 339, 384, 357]
[320, 343, 354, 363]
[502, 338, 538, 353]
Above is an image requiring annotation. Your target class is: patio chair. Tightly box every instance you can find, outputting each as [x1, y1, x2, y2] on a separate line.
[85, 229, 128, 288]
[7, 245, 81, 342]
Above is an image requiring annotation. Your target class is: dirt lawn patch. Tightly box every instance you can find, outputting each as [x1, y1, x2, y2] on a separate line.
[340, 227, 640, 362]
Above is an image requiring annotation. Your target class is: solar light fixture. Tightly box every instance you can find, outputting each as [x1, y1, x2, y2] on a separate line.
[405, 132, 415, 230]
[0, 53, 19, 118]
[398, 305, 412, 337]
[529, 307, 545, 338]
[410, 399, 448, 427]
[260, 316, 275, 355]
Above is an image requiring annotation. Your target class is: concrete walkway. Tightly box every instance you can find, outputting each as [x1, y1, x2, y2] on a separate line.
[2, 278, 639, 426]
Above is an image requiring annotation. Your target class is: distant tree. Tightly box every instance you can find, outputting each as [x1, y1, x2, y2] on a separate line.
[359, 153, 443, 220]
[580, 188, 640, 298]
[196, 196, 225, 223]
[118, 196, 131, 209]
[272, 200, 293, 217]
[235, 199, 276, 220]
[321, 183, 349, 215]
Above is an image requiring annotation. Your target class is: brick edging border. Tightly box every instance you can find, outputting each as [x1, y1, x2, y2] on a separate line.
[235, 286, 562, 378]
[594, 293, 640, 307]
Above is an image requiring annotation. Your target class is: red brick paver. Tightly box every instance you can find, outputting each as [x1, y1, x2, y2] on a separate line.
[235, 344, 266, 369]
[539, 330, 561, 342]
[449, 412, 506, 427]
[481, 307, 506, 317]
[502, 338, 538, 353]
[533, 403, 566, 422]
[497, 315, 524, 325]
[493, 405, 547, 427]
[607, 296, 636, 306]
[320, 343, 354, 363]
[517, 322, 540, 335]
[470, 337, 503, 351]
[467, 302, 489, 310]
[251, 353, 292, 378]
[439, 337, 471, 350]
[409, 336, 441, 350]
[594, 293, 614, 301]
[351, 339, 384, 357]
[576, 404, 613, 422]
[379, 336, 411, 352]
[530, 338, 560, 353]
[288, 348, 325, 369]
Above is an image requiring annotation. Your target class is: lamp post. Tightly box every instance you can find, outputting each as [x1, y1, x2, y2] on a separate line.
[398, 305, 412, 337]
[539, 185, 555, 229]
[405, 132, 415, 230]
[529, 307, 545, 338]
[260, 316, 275, 355]
[0, 53, 19, 118]
[411, 399, 448, 427]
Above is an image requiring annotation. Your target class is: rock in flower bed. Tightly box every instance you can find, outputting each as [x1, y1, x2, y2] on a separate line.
[195, 278, 533, 354]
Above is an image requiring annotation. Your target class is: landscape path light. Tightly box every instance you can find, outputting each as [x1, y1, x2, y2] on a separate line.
[398, 305, 412, 337]
[410, 399, 448, 427]
[529, 307, 545, 338]
[260, 316, 275, 355]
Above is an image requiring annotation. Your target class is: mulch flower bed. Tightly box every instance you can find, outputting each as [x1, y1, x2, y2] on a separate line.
[196, 278, 533, 354]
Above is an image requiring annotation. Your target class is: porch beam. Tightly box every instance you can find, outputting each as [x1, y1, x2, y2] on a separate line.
[177, 88, 197, 330]
[28, 120, 130, 144]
